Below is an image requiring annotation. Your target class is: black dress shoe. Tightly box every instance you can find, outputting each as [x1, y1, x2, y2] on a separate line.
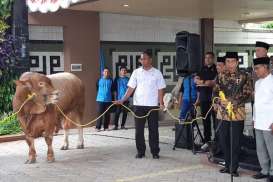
[253, 172, 268, 179]
[135, 154, 145, 159]
[219, 167, 230, 173]
[121, 126, 127, 130]
[231, 171, 239, 177]
[152, 154, 160, 159]
[267, 175, 273, 182]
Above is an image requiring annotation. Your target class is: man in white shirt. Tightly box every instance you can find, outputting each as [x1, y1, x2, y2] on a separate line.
[253, 57, 273, 182]
[114, 50, 166, 159]
[270, 56, 273, 74]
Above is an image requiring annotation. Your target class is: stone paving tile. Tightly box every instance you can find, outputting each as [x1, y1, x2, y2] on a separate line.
[0, 127, 259, 182]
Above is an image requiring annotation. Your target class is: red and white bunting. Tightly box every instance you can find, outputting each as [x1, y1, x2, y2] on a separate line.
[27, 0, 80, 13]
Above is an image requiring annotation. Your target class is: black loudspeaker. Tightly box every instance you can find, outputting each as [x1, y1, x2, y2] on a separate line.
[175, 31, 201, 76]
[174, 123, 192, 149]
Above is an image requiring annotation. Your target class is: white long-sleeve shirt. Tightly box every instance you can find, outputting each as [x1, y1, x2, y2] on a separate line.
[254, 74, 273, 131]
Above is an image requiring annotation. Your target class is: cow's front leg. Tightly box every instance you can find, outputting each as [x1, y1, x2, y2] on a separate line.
[45, 135, 55, 163]
[25, 135, 36, 164]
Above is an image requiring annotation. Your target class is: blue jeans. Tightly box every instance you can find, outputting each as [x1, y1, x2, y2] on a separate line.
[179, 99, 196, 120]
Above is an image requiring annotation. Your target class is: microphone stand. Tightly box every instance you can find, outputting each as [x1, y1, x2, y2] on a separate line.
[230, 113, 234, 182]
[225, 71, 246, 182]
[216, 103, 234, 182]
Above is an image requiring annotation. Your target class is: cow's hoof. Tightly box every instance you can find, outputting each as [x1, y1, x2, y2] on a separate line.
[60, 146, 69, 150]
[76, 144, 84, 149]
[47, 157, 55, 163]
[25, 159, 36, 164]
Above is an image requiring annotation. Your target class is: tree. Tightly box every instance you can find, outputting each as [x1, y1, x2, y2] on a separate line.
[0, 19, 9, 41]
[0, 0, 21, 135]
[261, 22, 273, 29]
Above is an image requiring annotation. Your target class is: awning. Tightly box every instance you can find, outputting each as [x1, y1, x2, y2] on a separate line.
[27, 0, 80, 13]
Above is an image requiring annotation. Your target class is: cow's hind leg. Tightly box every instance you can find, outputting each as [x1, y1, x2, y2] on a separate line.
[77, 127, 84, 149]
[60, 127, 69, 150]
[25, 135, 36, 164]
[74, 111, 84, 149]
[45, 135, 55, 163]
[61, 111, 84, 149]
[61, 112, 78, 150]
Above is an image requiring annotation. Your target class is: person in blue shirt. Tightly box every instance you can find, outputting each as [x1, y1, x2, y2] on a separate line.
[113, 66, 130, 130]
[96, 67, 114, 131]
[179, 74, 199, 121]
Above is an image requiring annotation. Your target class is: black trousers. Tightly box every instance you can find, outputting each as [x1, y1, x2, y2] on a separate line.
[212, 110, 217, 132]
[213, 119, 222, 154]
[200, 101, 212, 143]
[114, 102, 129, 127]
[134, 106, 160, 155]
[219, 120, 244, 172]
[96, 102, 111, 129]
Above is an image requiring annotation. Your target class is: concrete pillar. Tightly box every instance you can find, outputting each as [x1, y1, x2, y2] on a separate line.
[13, 0, 29, 73]
[28, 10, 100, 124]
[200, 18, 214, 59]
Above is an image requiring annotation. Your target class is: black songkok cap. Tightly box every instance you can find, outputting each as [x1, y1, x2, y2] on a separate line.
[255, 41, 270, 50]
[217, 57, 225, 63]
[253, 57, 270, 66]
[225, 52, 238, 60]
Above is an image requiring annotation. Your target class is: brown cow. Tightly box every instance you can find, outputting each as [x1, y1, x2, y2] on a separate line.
[13, 72, 85, 163]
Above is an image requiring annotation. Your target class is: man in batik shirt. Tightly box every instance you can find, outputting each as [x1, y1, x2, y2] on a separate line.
[213, 52, 253, 177]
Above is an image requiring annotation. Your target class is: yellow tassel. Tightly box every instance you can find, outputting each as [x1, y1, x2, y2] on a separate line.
[219, 91, 226, 101]
[219, 91, 236, 120]
[27, 93, 36, 99]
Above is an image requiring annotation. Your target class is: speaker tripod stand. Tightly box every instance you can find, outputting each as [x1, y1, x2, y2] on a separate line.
[173, 76, 205, 154]
[173, 105, 205, 154]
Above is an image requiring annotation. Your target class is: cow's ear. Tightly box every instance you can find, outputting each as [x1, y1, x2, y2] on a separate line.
[14, 80, 24, 86]
[29, 102, 46, 114]
[14, 80, 32, 89]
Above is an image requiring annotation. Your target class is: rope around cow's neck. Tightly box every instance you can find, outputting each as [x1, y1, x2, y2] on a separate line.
[0, 92, 220, 128]
[0, 93, 36, 124]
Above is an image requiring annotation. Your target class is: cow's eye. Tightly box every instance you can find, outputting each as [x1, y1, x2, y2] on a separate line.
[38, 82, 45, 87]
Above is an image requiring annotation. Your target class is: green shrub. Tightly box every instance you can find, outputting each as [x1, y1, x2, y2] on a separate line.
[0, 69, 21, 135]
[0, 112, 21, 135]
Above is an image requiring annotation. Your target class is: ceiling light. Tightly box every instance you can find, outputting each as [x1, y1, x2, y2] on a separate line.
[122, 4, 129, 7]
